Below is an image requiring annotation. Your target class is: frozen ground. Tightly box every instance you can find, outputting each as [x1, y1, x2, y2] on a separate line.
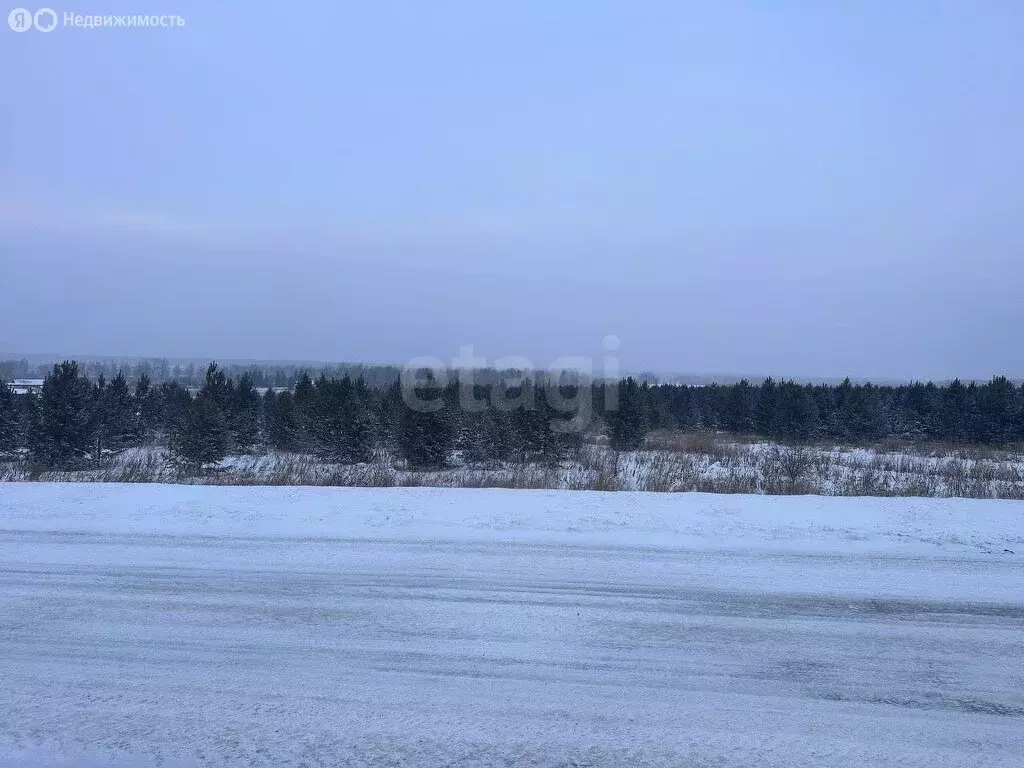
[1, 485, 1022, 767]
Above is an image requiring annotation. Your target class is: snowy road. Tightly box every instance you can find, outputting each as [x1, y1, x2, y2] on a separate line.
[1, 485, 1022, 766]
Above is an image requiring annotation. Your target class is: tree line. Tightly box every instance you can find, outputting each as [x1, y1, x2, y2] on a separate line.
[0, 362, 589, 470]
[2, 362, 1023, 471]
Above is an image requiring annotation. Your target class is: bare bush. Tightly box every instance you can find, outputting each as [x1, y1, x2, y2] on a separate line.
[778, 446, 813, 488]
[758, 446, 814, 494]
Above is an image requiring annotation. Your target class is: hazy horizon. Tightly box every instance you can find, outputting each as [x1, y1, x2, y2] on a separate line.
[2, 348, 1016, 388]
[3, 2, 1022, 381]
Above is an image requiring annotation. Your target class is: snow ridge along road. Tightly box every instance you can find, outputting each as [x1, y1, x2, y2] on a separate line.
[1, 484, 1022, 767]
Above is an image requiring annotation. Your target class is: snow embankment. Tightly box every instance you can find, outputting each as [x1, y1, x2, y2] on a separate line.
[1, 482, 1021, 557]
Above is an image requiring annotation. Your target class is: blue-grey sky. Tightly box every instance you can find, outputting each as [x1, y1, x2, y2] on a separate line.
[2, 1, 1022, 380]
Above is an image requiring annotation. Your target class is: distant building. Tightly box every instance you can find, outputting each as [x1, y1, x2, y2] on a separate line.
[7, 378, 44, 395]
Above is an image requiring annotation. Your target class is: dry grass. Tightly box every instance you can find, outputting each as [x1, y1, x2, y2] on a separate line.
[4, 436, 1024, 499]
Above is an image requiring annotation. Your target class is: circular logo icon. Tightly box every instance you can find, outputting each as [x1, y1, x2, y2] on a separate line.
[34, 7, 57, 31]
[8, 7, 33, 31]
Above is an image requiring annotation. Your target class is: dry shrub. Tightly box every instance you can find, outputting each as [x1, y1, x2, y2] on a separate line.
[100, 452, 166, 483]
[0, 461, 29, 481]
[638, 452, 679, 493]
[996, 483, 1024, 500]
[479, 467, 558, 489]
[594, 457, 624, 491]
[397, 472, 427, 487]
[693, 473, 758, 494]
[644, 430, 741, 462]
[590, 469, 623, 492]
[5, 432, 1022, 500]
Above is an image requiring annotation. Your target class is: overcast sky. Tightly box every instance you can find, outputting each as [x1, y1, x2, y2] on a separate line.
[2, 2, 1022, 380]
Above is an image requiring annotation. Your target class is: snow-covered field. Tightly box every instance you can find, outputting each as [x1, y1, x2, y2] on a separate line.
[1, 485, 1022, 766]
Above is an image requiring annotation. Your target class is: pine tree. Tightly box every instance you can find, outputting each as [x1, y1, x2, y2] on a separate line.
[169, 391, 229, 470]
[399, 370, 452, 468]
[848, 383, 885, 441]
[307, 376, 376, 463]
[157, 381, 192, 434]
[607, 377, 647, 451]
[723, 380, 755, 433]
[167, 365, 237, 469]
[96, 372, 141, 455]
[510, 380, 550, 462]
[977, 376, 1018, 445]
[900, 381, 940, 440]
[134, 373, 158, 442]
[34, 361, 95, 467]
[25, 393, 43, 459]
[543, 380, 584, 462]
[264, 390, 301, 451]
[830, 378, 855, 440]
[229, 373, 261, 451]
[0, 383, 22, 456]
[292, 372, 316, 451]
[346, 378, 378, 463]
[669, 385, 696, 430]
[755, 378, 780, 437]
[776, 381, 819, 441]
[377, 381, 404, 457]
[202, 363, 234, 414]
[308, 375, 339, 459]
